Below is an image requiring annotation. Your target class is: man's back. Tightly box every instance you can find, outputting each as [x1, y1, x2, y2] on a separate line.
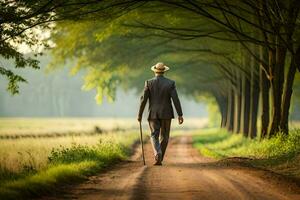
[138, 75, 183, 120]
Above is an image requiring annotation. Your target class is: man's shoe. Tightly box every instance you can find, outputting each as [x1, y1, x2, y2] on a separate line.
[154, 154, 162, 166]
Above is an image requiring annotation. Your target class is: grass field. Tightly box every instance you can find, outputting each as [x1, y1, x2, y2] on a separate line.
[193, 128, 300, 179]
[0, 117, 208, 138]
[0, 118, 137, 136]
[0, 117, 207, 172]
[0, 118, 145, 200]
[0, 133, 137, 175]
[0, 131, 138, 200]
[0, 117, 207, 199]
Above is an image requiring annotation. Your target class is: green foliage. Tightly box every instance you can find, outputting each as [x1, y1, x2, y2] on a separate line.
[0, 0, 54, 94]
[193, 129, 300, 173]
[48, 10, 228, 103]
[0, 45, 41, 94]
[0, 67, 27, 95]
[48, 141, 126, 164]
[1, 0, 131, 95]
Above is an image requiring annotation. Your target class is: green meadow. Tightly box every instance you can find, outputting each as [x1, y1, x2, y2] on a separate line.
[0, 118, 139, 200]
[193, 128, 300, 179]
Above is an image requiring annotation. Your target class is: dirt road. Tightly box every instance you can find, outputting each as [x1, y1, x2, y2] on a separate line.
[43, 136, 300, 200]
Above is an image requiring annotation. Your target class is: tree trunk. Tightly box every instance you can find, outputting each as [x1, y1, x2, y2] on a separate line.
[259, 46, 270, 138]
[233, 75, 242, 133]
[239, 75, 251, 137]
[214, 93, 228, 128]
[222, 95, 228, 128]
[280, 47, 300, 134]
[226, 88, 235, 132]
[269, 45, 287, 136]
[248, 56, 259, 138]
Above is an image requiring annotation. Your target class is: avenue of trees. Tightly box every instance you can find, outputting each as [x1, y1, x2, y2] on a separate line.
[1, 0, 300, 138]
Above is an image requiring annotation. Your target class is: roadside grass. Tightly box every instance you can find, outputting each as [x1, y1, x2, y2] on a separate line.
[0, 161, 98, 200]
[0, 132, 138, 200]
[0, 132, 136, 176]
[193, 128, 300, 178]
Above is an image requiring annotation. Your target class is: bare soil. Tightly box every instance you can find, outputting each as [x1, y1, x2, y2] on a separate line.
[41, 136, 300, 200]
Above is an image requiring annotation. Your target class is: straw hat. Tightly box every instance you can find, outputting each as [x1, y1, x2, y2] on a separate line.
[151, 62, 170, 72]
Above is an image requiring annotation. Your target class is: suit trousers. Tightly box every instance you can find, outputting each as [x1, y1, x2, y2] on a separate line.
[148, 119, 171, 161]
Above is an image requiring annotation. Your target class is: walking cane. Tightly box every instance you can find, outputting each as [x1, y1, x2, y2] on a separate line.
[139, 121, 146, 165]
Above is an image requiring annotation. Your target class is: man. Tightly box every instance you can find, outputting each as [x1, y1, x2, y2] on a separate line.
[137, 62, 184, 166]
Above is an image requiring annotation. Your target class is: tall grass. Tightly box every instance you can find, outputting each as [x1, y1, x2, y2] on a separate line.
[0, 132, 138, 199]
[0, 161, 98, 200]
[0, 133, 136, 174]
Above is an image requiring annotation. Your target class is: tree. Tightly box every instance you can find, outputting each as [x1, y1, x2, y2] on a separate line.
[0, 0, 142, 94]
[6, 0, 299, 137]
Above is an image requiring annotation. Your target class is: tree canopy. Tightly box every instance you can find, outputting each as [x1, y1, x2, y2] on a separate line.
[1, 0, 300, 138]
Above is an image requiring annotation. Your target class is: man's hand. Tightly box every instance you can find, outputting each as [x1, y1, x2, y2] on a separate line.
[178, 116, 184, 125]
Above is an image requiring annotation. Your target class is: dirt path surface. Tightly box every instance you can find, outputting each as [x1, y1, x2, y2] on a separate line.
[42, 136, 300, 200]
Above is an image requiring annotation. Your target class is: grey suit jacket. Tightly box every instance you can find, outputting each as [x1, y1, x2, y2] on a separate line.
[138, 75, 183, 120]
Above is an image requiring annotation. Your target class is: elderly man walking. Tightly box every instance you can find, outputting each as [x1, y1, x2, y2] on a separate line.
[137, 62, 184, 166]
